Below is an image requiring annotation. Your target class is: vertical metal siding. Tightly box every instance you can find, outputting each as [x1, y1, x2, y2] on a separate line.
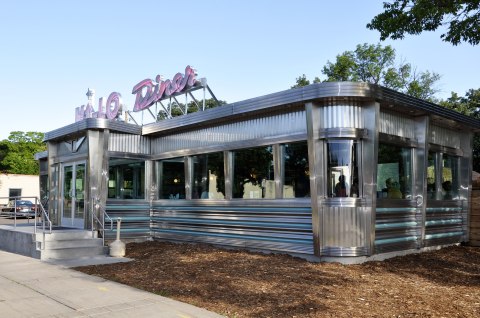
[108, 133, 151, 154]
[321, 206, 367, 248]
[151, 111, 307, 155]
[321, 101, 364, 129]
[429, 125, 461, 148]
[379, 112, 416, 139]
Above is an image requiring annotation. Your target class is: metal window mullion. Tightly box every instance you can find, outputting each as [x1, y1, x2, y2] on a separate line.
[274, 144, 283, 199]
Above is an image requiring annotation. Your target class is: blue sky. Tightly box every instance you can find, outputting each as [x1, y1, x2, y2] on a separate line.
[0, 0, 478, 140]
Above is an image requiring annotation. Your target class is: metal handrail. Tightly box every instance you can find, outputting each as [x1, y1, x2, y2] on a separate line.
[0, 196, 52, 250]
[91, 201, 113, 246]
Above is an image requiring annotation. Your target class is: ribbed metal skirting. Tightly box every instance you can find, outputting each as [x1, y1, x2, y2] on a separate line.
[104, 200, 151, 241]
[375, 206, 421, 253]
[424, 204, 465, 247]
[151, 204, 314, 255]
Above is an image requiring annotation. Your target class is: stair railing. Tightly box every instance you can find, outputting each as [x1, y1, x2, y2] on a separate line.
[0, 196, 52, 250]
[34, 197, 52, 250]
[91, 200, 113, 246]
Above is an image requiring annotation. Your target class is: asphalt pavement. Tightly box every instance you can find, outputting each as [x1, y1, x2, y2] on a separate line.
[0, 250, 225, 318]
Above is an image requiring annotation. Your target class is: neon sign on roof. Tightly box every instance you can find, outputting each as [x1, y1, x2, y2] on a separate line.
[132, 65, 198, 112]
[75, 65, 199, 122]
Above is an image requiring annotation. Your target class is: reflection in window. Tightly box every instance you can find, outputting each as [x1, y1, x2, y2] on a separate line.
[158, 158, 185, 199]
[441, 154, 459, 200]
[108, 159, 145, 199]
[192, 152, 225, 199]
[427, 152, 437, 199]
[377, 144, 411, 199]
[284, 142, 310, 198]
[233, 146, 274, 199]
[327, 141, 359, 198]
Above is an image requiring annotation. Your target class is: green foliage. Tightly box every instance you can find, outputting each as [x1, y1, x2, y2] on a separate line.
[0, 131, 46, 175]
[440, 88, 480, 171]
[368, 0, 480, 46]
[293, 43, 441, 101]
[291, 74, 320, 88]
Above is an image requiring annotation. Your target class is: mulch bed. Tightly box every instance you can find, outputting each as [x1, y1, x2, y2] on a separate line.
[75, 241, 480, 317]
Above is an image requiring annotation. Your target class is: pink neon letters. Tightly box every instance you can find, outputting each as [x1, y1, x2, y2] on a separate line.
[132, 65, 197, 112]
[75, 92, 123, 122]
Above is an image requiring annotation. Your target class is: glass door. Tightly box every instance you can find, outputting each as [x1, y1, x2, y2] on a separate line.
[61, 162, 86, 228]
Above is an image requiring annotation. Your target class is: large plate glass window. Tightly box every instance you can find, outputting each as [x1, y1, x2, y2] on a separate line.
[284, 142, 310, 198]
[232, 146, 274, 199]
[327, 140, 359, 198]
[441, 154, 459, 200]
[192, 152, 225, 199]
[158, 157, 186, 200]
[377, 143, 412, 199]
[108, 159, 145, 199]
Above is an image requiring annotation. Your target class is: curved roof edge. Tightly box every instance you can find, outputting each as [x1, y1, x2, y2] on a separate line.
[142, 82, 479, 136]
[44, 118, 141, 141]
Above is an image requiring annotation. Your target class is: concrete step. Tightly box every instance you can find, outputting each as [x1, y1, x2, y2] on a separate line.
[36, 230, 97, 241]
[40, 245, 107, 260]
[36, 229, 106, 260]
[42, 238, 103, 249]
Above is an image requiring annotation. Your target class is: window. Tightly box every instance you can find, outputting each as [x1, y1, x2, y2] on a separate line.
[427, 152, 459, 200]
[9, 188, 22, 198]
[158, 157, 186, 199]
[284, 142, 310, 198]
[427, 152, 437, 199]
[377, 144, 412, 199]
[441, 154, 459, 200]
[108, 159, 145, 199]
[327, 140, 359, 198]
[192, 152, 225, 199]
[232, 146, 274, 199]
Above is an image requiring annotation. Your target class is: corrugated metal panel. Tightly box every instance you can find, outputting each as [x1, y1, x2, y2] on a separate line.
[424, 203, 465, 246]
[429, 125, 462, 148]
[108, 133, 150, 154]
[104, 200, 150, 241]
[374, 206, 421, 253]
[321, 101, 364, 128]
[379, 112, 416, 139]
[151, 111, 307, 155]
[151, 203, 314, 255]
[322, 206, 367, 248]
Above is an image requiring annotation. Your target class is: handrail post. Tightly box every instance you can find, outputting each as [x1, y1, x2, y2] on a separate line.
[34, 197, 37, 235]
[13, 199, 17, 228]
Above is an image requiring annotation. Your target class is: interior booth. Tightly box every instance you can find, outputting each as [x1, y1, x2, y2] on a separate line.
[37, 81, 479, 262]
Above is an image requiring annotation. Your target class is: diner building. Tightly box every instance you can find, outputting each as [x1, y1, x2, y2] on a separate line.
[37, 80, 480, 262]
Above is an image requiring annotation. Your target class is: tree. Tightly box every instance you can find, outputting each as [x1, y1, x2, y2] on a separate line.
[291, 74, 320, 89]
[440, 88, 480, 171]
[294, 43, 441, 101]
[367, 0, 480, 46]
[0, 131, 46, 175]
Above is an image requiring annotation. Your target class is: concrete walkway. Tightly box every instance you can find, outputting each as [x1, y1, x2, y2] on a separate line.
[0, 250, 224, 318]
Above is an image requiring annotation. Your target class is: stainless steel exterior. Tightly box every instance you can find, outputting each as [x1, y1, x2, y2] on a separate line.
[379, 112, 416, 139]
[109, 133, 150, 154]
[150, 200, 313, 255]
[429, 125, 462, 149]
[150, 110, 307, 158]
[40, 81, 480, 260]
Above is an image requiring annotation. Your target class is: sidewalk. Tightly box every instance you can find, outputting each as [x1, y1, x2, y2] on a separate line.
[0, 250, 225, 318]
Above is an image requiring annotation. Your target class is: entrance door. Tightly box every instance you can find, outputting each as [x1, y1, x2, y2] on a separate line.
[61, 162, 86, 228]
